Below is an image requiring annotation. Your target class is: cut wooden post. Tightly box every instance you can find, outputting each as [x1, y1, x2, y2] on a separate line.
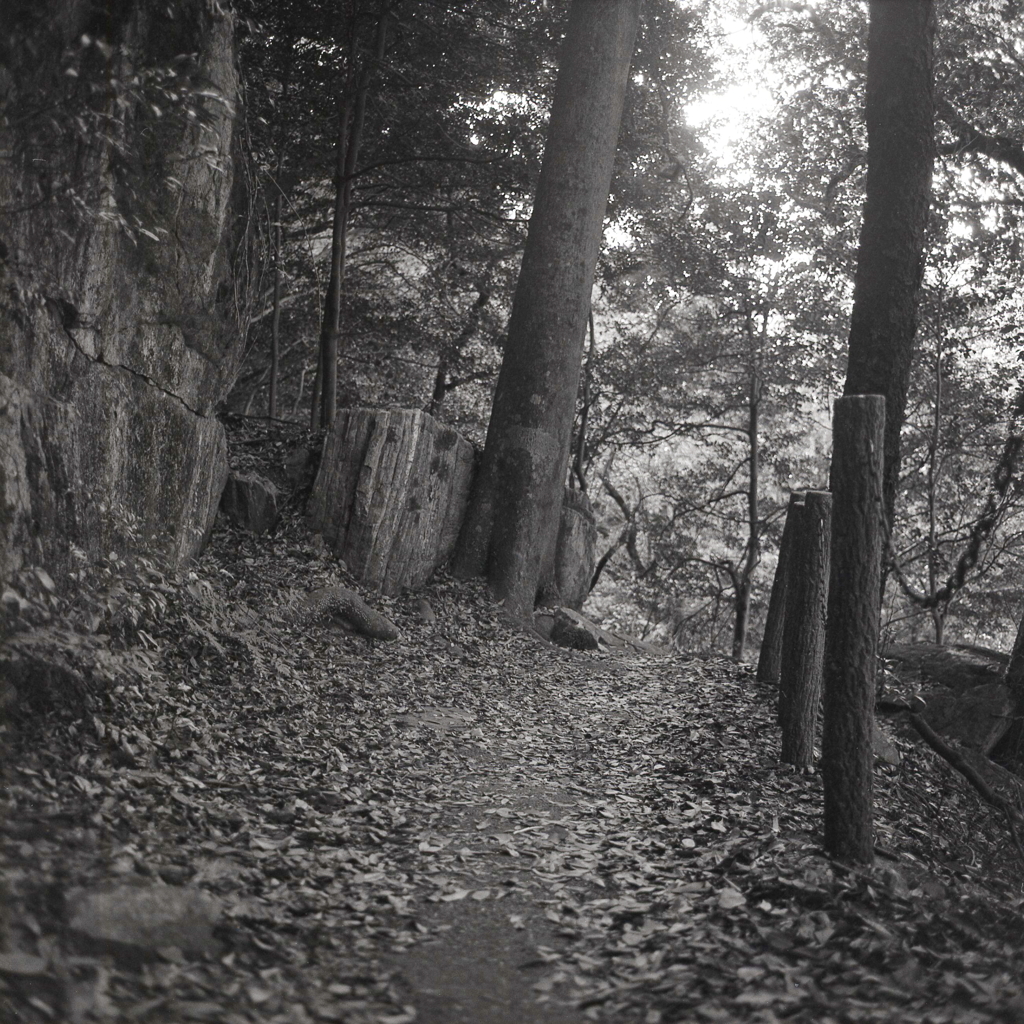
[774, 499, 806, 725]
[822, 395, 885, 865]
[997, 610, 1024, 761]
[758, 491, 805, 688]
[779, 490, 832, 767]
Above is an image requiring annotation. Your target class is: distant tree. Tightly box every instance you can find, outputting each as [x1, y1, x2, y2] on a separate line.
[235, 0, 564, 429]
[455, 0, 643, 618]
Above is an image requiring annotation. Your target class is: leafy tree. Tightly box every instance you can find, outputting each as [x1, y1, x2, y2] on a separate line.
[235, 0, 565, 430]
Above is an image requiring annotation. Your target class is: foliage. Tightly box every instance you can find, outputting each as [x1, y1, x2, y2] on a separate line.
[0, 1, 232, 244]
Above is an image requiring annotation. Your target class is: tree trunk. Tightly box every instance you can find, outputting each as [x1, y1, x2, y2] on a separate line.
[733, 357, 761, 661]
[427, 281, 491, 416]
[779, 490, 832, 767]
[926, 327, 944, 643]
[842, 0, 935, 529]
[269, 189, 282, 420]
[453, 0, 642, 618]
[822, 395, 885, 865]
[572, 310, 597, 493]
[757, 491, 805, 686]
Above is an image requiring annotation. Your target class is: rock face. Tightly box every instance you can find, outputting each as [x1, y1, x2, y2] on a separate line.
[920, 682, 1013, 755]
[883, 642, 1015, 756]
[551, 487, 598, 610]
[883, 642, 1007, 693]
[0, 3, 245, 583]
[308, 409, 475, 595]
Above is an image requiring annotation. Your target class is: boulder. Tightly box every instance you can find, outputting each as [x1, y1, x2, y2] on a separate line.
[220, 471, 280, 534]
[883, 642, 1007, 694]
[307, 409, 475, 595]
[873, 723, 902, 766]
[551, 608, 601, 651]
[67, 884, 222, 964]
[546, 606, 666, 656]
[552, 488, 598, 610]
[919, 682, 1013, 755]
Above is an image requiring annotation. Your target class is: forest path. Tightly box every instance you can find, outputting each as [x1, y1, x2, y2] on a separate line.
[5, 536, 1024, 1024]
[382, 760, 592, 1024]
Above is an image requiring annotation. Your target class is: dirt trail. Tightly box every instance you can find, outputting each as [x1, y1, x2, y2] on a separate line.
[381, 711, 609, 1023]
[7, 553, 1024, 1024]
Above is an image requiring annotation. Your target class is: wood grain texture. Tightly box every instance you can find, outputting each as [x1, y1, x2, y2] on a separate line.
[780, 490, 831, 767]
[822, 395, 885, 864]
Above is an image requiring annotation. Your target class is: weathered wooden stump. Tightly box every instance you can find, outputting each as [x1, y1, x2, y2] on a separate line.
[822, 394, 885, 865]
[308, 409, 475, 595]
[779, 490, 831, 767]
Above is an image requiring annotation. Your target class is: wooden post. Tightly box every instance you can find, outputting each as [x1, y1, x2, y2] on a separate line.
[779, 490, 832, 767]
[757, 491, 805, 687]
[997, 609, 1024, 761]
[822, 395, 885, 865]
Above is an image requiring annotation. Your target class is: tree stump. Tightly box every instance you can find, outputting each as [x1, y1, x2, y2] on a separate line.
[307, 409, 475, 595]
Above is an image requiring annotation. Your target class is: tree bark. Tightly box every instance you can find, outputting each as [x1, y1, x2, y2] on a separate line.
[453, 0, 643, 618]
[269, 189, 282, 420]
[780, 490, 832, 767]
[822, 395, 885, 865]
[927, 327, 944, 643]
[757, 491, 805, 686]
[843, 0, 935, 529]
[733, 353, 761, 661]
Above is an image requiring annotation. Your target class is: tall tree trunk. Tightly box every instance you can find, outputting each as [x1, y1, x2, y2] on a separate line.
[314, 10, 388, 431]
[427, 281, 491, 417]
[843, 0, 935, 529]
[269, 188, 282, 420]
[927, 325, 944, 643]
[733, 338, 762, 660]
[572, 310, 597, 493]
[453, 0, 642, 618]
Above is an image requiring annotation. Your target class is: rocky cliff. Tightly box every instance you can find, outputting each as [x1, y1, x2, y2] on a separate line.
[0, 1, 246, 583]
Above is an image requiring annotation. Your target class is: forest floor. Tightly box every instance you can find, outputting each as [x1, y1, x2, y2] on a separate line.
[6, 498, 1024, 1023]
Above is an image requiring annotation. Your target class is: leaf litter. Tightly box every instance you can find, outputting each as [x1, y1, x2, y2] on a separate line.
[3, 516, 1024, 1023]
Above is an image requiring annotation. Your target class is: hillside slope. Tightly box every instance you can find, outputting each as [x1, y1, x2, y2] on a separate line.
[3, 503, 1024, 1023]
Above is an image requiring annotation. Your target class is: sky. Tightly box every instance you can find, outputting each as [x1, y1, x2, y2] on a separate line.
[682, 7, 779, 168]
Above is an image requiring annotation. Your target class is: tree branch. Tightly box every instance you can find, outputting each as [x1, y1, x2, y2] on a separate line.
[937, 96, 1024, 178]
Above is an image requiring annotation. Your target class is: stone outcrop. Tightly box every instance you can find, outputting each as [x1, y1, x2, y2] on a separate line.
[883, 642, 1007, 693]
[308, 408, 475, 595]
[221, 472, 280, 535]
[882, 642, 1015, 757]
[0, 2, 245, 583]
[919, 682, 1013, 756]
[550, 487, 598, 610]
